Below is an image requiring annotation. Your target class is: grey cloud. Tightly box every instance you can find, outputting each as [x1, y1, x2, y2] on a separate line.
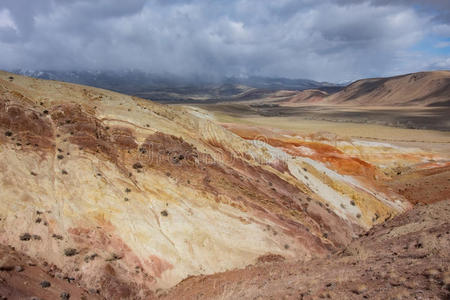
[0, 0, 449, 82]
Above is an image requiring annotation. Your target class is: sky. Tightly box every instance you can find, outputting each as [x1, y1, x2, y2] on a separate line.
[0, 0, 450, 82]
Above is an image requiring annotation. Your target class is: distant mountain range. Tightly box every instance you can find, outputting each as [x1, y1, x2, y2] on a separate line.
[11, 69, 343, 103]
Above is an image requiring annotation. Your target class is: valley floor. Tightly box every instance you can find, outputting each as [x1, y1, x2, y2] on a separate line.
[192, 104, 450, 156]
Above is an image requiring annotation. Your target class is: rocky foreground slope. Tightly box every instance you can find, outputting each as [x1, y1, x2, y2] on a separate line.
[0, 71, 448, 299]
[162, 199, 450, 299]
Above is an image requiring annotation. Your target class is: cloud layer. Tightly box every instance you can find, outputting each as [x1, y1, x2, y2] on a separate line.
[1, 0, 449, 81]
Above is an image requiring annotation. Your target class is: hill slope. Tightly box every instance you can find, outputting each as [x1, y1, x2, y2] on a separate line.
[283, 71, 450, 106]
[0, 71, 446, 298]
[325, 71, 450, 106]
[162, 199, 450, 299]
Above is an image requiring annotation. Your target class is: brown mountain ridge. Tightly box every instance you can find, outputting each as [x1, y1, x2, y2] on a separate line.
[284, 71, 450, 107]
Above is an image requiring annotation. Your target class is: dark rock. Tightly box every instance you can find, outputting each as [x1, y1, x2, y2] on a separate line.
[40, 281, 51, 288]
[132, 162, 143, 169]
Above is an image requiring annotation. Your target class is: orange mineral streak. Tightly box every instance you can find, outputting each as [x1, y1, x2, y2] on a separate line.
[225, 124, 379, 178]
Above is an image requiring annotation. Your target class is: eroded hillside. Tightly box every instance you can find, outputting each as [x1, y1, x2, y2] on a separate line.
[162, 199, 450, 299]
[0, 71, 447, 299]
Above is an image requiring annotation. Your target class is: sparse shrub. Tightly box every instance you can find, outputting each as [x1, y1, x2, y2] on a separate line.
[105, 253, 122, 261]
[40, 281, 51, 288]
[57, 154, 64, 160]
[161, 210, 168, 217]
[132, 162, 143, 169]
[350, 200, 356, 206]
[64, 248, 78, 256]
[84, 253, 98, 263]
[19, 233, 31, 241]
[125, 188, 131, 193]
[62, 169, 68, 175]
[4, 131, 12, 137]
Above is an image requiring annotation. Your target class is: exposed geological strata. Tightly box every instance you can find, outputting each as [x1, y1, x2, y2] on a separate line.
[0, 71, 446, 298]
[161, 200, 450, 299]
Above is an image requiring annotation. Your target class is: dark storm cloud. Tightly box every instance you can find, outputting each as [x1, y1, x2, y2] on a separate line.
[0, 0, 449, 81]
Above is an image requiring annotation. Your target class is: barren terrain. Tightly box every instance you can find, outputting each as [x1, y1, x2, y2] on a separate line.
[162, 200, 450, 299]
[0, 71, 448, 299]
[274, 71, 450, 107]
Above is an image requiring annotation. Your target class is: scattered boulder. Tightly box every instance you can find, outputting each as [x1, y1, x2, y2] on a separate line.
[0, 256, 15, 271]
[15, 265, 24, 272]
[441, 271, 450, 287]
[351, 283, 368, 294]
[40, 281, 51, 288]
[423, 268, 439, 278]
